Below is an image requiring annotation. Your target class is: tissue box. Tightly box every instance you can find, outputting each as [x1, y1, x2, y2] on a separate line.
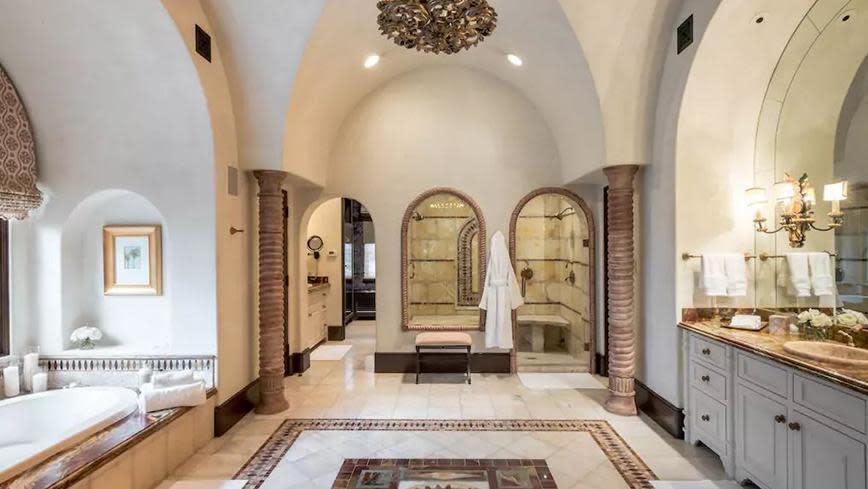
[769, 314, 796, 336]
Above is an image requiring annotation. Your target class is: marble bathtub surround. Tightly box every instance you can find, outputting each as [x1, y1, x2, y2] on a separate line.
[509, 187, 596, 374]
[678, 319, 868, 395]
[5, 391, 215, 489]
[253, 170, 290, 415]
[402, 188, 487, 331]
[602, 166, 639, 416]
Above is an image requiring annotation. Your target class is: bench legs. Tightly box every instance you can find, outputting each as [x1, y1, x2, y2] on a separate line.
[415, 345, 472, 385]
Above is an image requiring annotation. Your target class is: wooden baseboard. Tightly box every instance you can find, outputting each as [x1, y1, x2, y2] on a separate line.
[595, 353, 608, 376]
[635, 379, 684, 439]
[374, 352, 510, 374]
[214, 379, 259, 437]
[327, 325, 346, 341]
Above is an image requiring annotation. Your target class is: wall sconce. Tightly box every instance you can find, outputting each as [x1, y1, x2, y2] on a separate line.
[746, 173, 847, 248]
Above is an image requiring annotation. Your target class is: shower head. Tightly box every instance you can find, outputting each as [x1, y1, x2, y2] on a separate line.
[554, 207, 575, 220]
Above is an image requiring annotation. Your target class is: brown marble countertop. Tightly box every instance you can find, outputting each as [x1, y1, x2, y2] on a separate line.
[679, 320, 868, 396]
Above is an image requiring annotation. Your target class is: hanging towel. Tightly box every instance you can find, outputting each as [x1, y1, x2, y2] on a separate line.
[152, 370, 199, 389]
[783, 253, 812, 297]
[723, 254, 747, 297]
[480, 231, 524, 349]
[808, 252, 834, 296]
[138, 381, 206, 413]
[700, 254, 728, 296]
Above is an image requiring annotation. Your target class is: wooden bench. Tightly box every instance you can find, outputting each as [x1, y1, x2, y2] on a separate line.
[415, 332, 472, 385]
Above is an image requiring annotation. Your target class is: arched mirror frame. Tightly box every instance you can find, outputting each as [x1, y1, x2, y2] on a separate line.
[508, 187, 597, 374]
[401, 187, 487, 331]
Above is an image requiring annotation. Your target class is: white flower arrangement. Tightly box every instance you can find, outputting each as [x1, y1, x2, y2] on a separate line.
[70, 326, 103, 350]
[835, 309, 867, 330]
[796, 309, 832, 328]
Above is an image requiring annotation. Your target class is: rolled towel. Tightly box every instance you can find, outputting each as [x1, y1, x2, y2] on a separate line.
[152, 370, 197, 389]
[138, 381, 206, 413]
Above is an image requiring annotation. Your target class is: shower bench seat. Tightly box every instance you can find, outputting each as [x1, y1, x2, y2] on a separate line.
[517, 315, 571, 353]
[414, 332, 473, 385]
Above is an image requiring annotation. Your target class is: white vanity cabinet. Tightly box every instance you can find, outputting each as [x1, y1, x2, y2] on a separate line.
[682, 330, 868, 489]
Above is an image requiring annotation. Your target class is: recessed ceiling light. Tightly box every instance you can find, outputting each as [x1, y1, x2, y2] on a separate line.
[364, 54, 380, 69]
[507, 53, 523, 66]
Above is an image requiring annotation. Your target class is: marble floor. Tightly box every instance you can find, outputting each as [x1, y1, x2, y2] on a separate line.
[161, 321, 729, 489]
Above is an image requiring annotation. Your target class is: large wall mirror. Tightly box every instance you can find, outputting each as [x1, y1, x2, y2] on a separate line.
[401, 188, 486, 331]
[753, 0, 868, 312]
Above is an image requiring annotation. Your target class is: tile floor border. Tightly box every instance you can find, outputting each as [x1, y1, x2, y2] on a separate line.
[234, 419, 658, 489]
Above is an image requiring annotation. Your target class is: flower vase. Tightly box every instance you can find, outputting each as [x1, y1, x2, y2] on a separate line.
[801, 324, 827, 342]
[79, 338, 95, 350]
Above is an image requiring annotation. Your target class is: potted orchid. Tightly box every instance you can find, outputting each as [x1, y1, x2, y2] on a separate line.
[70, 325, 103, 350]
[796, 309, 833, 341]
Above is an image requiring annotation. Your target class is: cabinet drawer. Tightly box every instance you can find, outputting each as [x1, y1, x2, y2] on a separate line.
[793, 373, 866, 434]
[690, 334, 728, 371]
[690, 388, 728, 452]
[737, 352, 788, 397]
[689, 359, 727, 402]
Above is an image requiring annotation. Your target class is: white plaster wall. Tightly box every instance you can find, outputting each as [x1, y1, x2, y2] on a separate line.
[61, 191, 170, 351]
[0, 1, 218, 355]
[306, 198, 344, 328]
[326, 66, 564, 352]
[640, 0, 721, 406]
[162, 0, 256, 404]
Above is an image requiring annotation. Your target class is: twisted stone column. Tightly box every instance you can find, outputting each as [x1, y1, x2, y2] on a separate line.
[254, 170, 289, 414]
[604, 165, 639, 416]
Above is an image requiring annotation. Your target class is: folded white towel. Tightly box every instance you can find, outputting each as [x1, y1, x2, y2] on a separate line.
[723, 254, 747, 297]
[784, 253, 812, 297]
[152, 370, 197, 389]
[701, 254, 728, 296]
[729, 314, 762, 330]
[138, 381, 206, 413]
[808, 252, 834, 296]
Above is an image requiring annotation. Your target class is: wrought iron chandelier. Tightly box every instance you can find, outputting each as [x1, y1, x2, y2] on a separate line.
[376, 0, 498, 55]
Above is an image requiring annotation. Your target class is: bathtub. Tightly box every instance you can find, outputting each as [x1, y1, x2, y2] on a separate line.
[0, 386, 138, 482]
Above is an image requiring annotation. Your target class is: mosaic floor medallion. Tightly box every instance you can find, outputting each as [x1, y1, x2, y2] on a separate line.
[235, 419, 656, 489]
[333, 458, 556, 488]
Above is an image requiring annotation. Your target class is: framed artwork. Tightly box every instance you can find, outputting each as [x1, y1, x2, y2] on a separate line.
[103, 225, 162, 296]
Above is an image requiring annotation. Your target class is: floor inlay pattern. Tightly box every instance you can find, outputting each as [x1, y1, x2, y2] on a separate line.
[234, 419, 656, 489]
[332, 458, 556, 488]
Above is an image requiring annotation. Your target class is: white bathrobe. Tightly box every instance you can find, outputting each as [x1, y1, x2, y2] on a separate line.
[480, 231, 524, 349]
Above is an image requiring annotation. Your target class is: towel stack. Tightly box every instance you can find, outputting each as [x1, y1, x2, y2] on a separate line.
[701, 254, 747, 297]
[778, 253, 834, 297]
[138, 370, 206, 413]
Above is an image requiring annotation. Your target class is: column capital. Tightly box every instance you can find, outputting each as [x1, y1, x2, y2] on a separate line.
[603, 165, 639, 189]
[253, 169, 288, 194]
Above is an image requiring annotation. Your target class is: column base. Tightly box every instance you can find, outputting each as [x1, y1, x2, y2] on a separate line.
[255, 391, 289, 415]
[604, 391, 638, 416]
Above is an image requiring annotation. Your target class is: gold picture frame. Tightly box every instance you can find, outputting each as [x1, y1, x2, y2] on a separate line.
[103, 225, 162, 296]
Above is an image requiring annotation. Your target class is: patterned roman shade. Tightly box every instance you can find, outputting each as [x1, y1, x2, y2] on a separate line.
[0, 63, 42, 220]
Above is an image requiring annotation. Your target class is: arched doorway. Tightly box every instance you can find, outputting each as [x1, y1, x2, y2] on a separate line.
[304, 197, 376, 364]
[508, 188, 596, 373]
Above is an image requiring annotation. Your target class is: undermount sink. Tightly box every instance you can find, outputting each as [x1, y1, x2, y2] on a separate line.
[782, 341, 868, 367]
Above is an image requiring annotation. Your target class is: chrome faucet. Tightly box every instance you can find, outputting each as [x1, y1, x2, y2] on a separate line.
[836, 330, 855, 347]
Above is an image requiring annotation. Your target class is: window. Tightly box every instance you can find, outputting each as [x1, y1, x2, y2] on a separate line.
[0, 219, 9, 356]
[364, 243, 376, 279]
[343, 243, 353, 280]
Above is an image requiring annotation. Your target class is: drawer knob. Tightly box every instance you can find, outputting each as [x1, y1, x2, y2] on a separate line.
[701, 414, 710, 422]
[701, 348, 711, 355]
[774, 414, 786, 424]
[700, 375, 710, 382]
[788, 422, 801, 431]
